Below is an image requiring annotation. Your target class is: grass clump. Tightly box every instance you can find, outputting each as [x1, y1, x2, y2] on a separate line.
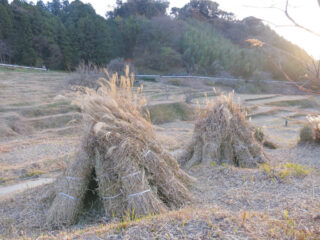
[147, 102, 195, 124]
[167, 79, 184, 86]
[306, 115, 320, 143]
[21, 102, 80, 117]
[299, 125, 315, 143]
[254, 128, 278, 149]
[260, 163, 313, 180]
[210, 161, 217, 167]
[280, 163, 313, 178]
[21, 170, 45, 179]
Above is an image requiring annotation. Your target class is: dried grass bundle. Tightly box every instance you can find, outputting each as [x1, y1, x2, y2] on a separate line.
[179, 92, 265, 169]
[307, 115, 320, 143]
[47, 67, 194, 226]
[46, 147, 93, 227]
[316, 129, 320, 142]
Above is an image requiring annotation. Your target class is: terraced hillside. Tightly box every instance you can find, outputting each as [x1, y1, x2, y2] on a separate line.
[0, 70, 81, 186]
[0, 70, 320, 239]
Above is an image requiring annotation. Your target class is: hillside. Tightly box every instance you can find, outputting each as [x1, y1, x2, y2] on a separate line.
[0, 0, 313, 82]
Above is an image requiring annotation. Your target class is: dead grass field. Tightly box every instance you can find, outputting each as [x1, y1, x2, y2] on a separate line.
[0, 70, 319, 239]
[0, 70, 81, 185]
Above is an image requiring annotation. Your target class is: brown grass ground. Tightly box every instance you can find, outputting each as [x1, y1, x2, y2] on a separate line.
[1, 143, 319, 239]
[0, 70, 81, 184]
[0, 71, 320, 239]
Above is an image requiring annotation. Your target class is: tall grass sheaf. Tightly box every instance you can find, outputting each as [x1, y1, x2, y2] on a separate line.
[46, 66, 195, 227]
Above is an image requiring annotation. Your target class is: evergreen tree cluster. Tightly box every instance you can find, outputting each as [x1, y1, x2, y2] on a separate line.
[0, 0, 312, 81]
[0, 0, 122, 70]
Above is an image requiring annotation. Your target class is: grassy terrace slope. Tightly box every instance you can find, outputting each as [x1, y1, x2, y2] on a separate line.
[0, 70, 320, 239]
[0, 69, 81, 184]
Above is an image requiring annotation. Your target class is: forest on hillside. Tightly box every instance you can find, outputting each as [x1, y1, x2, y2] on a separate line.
[0, 0, 313, 81]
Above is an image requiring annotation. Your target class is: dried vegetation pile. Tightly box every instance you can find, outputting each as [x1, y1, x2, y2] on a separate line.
[179, 93, 265, 169]
[300, 115, 320, 144]
[47, 69, 194, 227]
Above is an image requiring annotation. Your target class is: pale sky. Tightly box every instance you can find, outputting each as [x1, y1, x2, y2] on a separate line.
[15, 0, 320, 59]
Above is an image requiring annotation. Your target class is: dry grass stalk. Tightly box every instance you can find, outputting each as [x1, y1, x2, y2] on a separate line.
[179, 92, 265, 169]
[47, 67, 194, 225]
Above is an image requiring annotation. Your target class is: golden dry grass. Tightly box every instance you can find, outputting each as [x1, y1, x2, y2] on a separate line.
[1, 70, 320, 240]
[46, 68, 194, 226]
[179, 92, 265, 169]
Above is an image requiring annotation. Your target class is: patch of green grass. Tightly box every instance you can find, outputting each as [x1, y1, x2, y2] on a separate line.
[260, 162, 313, 180]
[21, 170, 45, 179]
[299, 125, 315, 143]
[137, 76, 157, 82]
[233, 81, 270, 94]
[288, 113, 306, 119]
[21, 103, 80, 117]
[266, 98, 319, 109]
[211, 161, 217, 167]
[206, 81, 215, 87]
[249, 109, 289, 119]
[45, 101, 70, 108]
[8, 101, 38, 107]
[147, 102, 195, 124]
[0, 177, 5, 185]
[281, 163, 313, 178]
[28, 112, 82, 129]
[245, 96, 278, 102]
[167, 79, 185, 86]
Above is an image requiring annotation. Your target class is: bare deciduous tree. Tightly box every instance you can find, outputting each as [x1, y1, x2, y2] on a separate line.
[248, 0, 320, 94]
[283, 0, 320, 37]
[278, 0, 320, 92]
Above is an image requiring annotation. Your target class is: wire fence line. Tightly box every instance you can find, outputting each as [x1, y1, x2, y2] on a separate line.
[0, 63, 299, 87]
[0, 63, 47, 71]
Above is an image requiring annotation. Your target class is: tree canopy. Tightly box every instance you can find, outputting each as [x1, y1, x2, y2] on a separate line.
[0, 0, 312, 81]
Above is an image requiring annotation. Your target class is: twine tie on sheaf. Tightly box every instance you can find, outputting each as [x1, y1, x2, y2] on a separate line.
[66, 176, 83, 181]
[102, 171, 145, 200]
[102, 189, 151, 199]
[143, 150, 151, 158]
[128, 189, 151, 198]
[121, 171, 141, 179]
[59, 192, 78, 201]
[103, 192, 122, 200]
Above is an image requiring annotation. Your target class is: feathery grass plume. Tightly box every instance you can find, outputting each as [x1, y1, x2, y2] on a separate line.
[179, 92, 265, 169]
[47, 66, 194, 226]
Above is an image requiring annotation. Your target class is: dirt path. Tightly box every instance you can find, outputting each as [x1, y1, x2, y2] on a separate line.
[0, 178, 54, 199]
